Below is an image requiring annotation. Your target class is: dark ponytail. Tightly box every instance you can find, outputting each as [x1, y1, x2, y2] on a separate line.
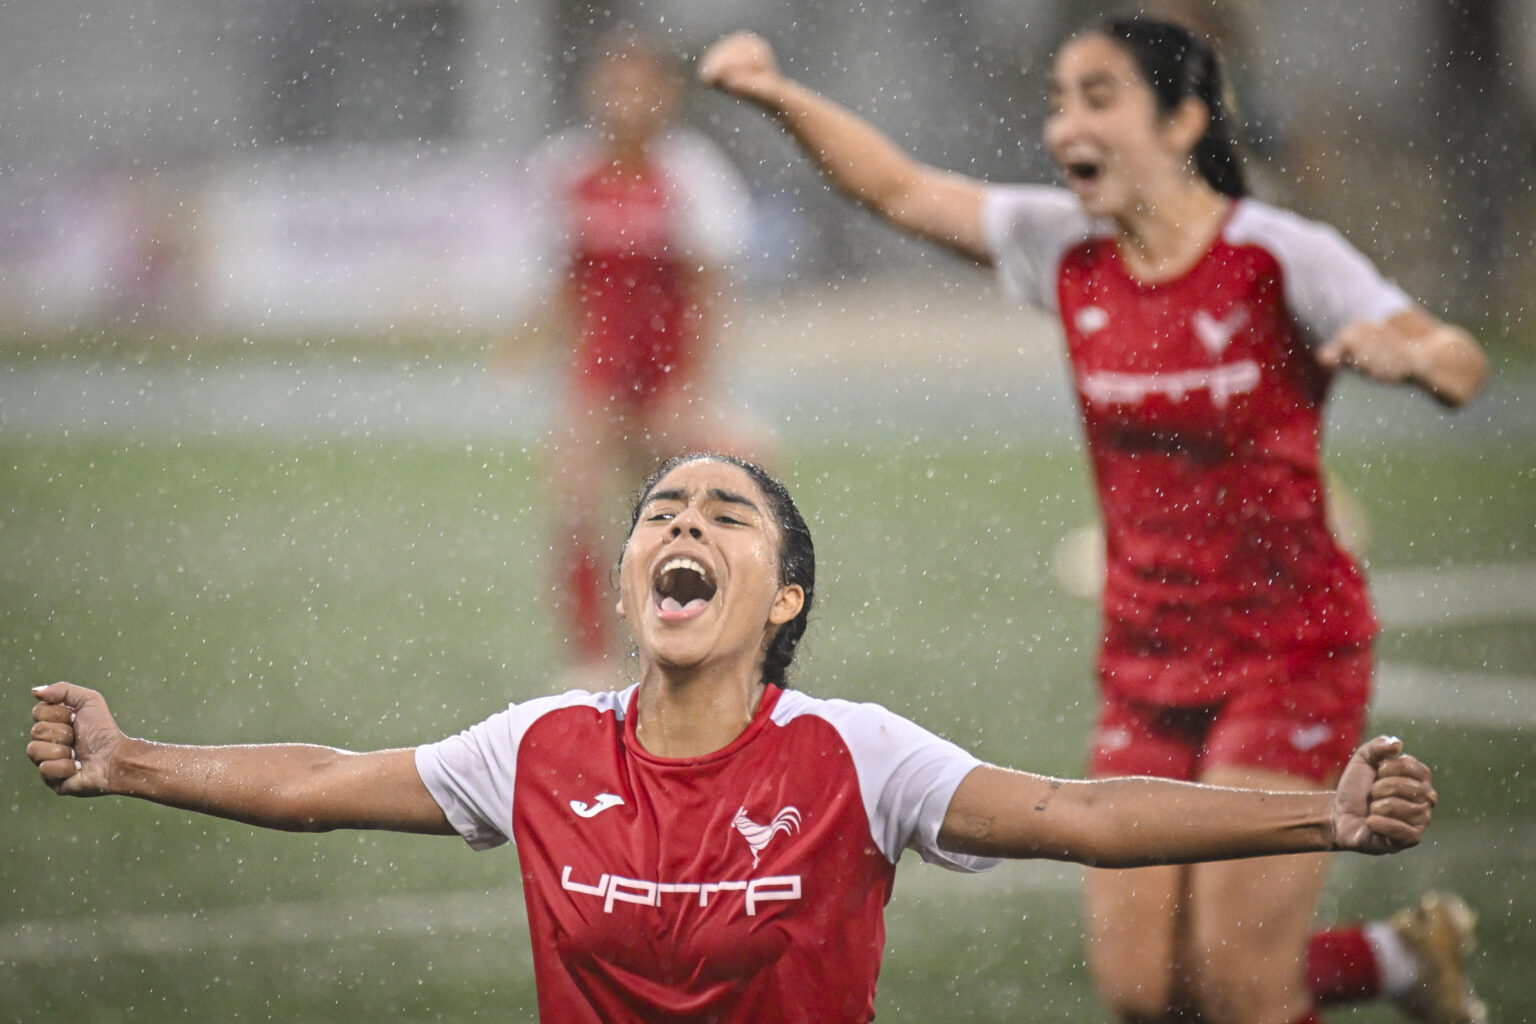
[624, 453, 816, 688]
[1101, 16, 1247, 198]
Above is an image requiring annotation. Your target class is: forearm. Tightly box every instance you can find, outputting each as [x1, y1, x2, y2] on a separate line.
[747, 79, 986, 255]
[754, 79, 919, 211]
[942, 768, 1334, 866]
[1327, 309, 1489, 407]
[1044, 776, 1334, 867]
[702, 32, 987, 256]
[109, 738, 439, 834]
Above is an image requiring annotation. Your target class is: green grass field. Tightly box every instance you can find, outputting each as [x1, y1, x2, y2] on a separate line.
[2, 393, 1533, 1022]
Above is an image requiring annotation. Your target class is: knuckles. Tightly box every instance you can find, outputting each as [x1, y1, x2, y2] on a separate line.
[30, 720, 75, 744]
[32, 703, 73, 724]
[27, 739, 72, 764]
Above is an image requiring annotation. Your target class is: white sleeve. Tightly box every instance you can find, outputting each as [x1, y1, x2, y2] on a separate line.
[656, 130, 753, 268]
[776, 692, 1000, 873]
[981, 184, 1097, 314]
[1225, 201, 1415, 348]
[414, 689, 625, 851]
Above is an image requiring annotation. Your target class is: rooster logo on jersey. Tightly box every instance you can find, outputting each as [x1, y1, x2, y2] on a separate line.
[733, 805, 802, 866]
[1192, 307, 1250, 359]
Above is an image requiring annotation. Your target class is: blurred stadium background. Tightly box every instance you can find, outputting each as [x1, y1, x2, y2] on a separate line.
[1, 0, 1534, 337]
[2, 0, 1533, 1022]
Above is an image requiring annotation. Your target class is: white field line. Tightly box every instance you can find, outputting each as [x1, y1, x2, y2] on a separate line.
[1370, 562, 1536, 629]
[1370, 561, 1536, 728]
[1375, 662, 1536, 727]
[0, 885, 530, 964]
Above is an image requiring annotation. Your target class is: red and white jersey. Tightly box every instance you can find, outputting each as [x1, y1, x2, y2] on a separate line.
[983, 187, 1413, 703]
[523, 130, 751, 396]
[415, 683, 995, 1023]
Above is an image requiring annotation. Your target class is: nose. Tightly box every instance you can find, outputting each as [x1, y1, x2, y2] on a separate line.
[1043, 108, 1073, 153]
[668, 507, 704, 540]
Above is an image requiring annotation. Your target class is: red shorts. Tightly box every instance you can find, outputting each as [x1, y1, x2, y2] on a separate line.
[1089, 645, 1372, 783]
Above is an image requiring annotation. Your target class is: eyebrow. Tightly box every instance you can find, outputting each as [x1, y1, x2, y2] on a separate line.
[643, 487, 761, 514]
[1052, 69, 1118, 96]
[1078, 70, 1118, 92]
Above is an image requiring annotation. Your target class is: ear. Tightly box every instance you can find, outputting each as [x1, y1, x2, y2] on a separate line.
[1164, 96, 1209, 155]
[768, 584, 805, 626]
[615, 596, 626, 619]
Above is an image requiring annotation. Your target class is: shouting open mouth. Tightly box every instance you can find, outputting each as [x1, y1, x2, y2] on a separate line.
[653, 556, 717, 623]
[1065, 159, 1101, 185]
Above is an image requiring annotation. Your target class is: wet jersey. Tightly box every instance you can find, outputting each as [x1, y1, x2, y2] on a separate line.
[983, 187, 1413, 705]
[415, 683, 996, 1023]
[524, 130, 750, 400]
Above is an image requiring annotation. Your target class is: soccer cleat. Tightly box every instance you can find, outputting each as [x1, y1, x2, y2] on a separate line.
[1389, 892, 1489, 1024]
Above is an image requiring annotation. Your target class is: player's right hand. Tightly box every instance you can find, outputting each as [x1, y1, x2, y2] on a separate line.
[698, 32, 783, 101]
[29, 682, 124, 797]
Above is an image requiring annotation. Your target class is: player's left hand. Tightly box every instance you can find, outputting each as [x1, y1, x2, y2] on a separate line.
[1330, 735, 1436, 854]
[1317, 320, 1422, 383]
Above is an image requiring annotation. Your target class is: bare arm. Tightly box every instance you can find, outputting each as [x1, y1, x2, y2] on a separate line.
[28, 682, 455, 836]
[1317, 307, 1488, 407]
[699, 31, 990, 262]
[939, 736, 1435, 867]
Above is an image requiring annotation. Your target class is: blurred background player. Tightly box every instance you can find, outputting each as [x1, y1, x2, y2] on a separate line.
[515, 30, 772, 683]
[701, 15, 1488, 1024]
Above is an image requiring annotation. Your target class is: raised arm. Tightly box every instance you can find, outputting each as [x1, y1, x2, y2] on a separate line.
[28, 682, 455, 836]
[698, 31, 991, 262]
[939, 736, 1434, 867]
[1317, 307, 1488, 407]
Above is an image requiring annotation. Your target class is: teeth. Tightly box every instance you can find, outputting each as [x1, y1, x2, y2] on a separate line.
[654, 556, 715, 614]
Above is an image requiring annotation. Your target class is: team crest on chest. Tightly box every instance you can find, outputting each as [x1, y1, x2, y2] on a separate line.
[732, 805, 802, 865]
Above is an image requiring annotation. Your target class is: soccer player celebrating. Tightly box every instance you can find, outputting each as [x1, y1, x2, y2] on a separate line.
[520, 30, 770, 682]
[699, 16, 1488, 1024]
[31, 453, 1438, 1024]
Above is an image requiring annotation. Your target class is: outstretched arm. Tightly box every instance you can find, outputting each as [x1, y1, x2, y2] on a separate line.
[939, 736, 1434, 866]
[1317, 307, 1488, 407]
[699, 31, 991, 262]
[28, 682, 455, 836]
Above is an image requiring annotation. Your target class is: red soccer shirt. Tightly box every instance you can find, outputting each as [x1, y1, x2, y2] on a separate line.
[985, 190, 1414, 704]
[416, 684, 994, 1022]
[521, 131, 752, 402]
[564, 159, 693, 397]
